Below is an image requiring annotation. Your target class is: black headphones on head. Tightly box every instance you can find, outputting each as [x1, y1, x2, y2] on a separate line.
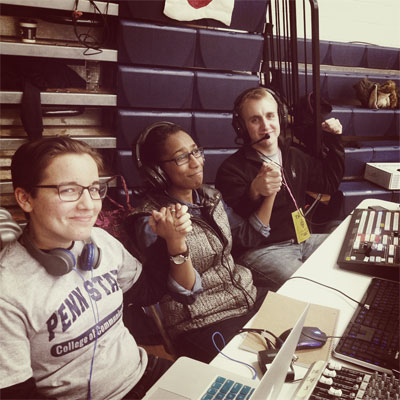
[21, 227, 101, 276]
[232, 86, 289, 144]
[135, 121, 177, 192]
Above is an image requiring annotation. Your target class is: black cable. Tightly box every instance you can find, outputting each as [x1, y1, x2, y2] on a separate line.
[237, 327, 283, 348]
[220, 247, 256, 311]
[286, 276, 368, 309]
[236, 327, 295, 381]
[238, 318, 350, 348]
[239, 259, 279, 291]
[192, 204, 257, 311]
[285, 276, 400, 358]
[211, 224, 256, 311]
[72, 0, 110, 55]
[265, 337, 275, 350]
[149, 192, 257, 320]
[303, 193, 322, 218]
[300, 331, 349, 342]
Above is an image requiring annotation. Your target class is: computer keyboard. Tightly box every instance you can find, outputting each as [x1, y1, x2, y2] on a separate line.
[293, 360, 400, 400]
[201, 376, 255, 400]
[333, 277, 399, 374]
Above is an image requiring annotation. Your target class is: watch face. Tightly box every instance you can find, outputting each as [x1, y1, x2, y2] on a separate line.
[169, 248, 189, 264]
[171, 254, 187, 264]
[170, 254, 187, 264]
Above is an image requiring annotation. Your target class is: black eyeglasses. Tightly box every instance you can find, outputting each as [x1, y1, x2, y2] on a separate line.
[161, 147, 204, 166]
[34, 182, 109, 202]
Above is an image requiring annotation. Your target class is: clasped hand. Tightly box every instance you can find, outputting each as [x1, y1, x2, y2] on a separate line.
[251, 162, 282, 198]
[149, 203, 192, 243]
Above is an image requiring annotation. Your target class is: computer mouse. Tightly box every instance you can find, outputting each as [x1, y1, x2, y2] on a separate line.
[278, 326, 327, 350]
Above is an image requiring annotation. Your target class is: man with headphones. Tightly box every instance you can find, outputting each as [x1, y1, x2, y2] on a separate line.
[215, 86, 345, 290]
[0, 137, 193, 399]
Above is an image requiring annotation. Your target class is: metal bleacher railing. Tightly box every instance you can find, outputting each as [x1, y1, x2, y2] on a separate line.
[264, 0, 400, 216]
[262, 0, 323, 157]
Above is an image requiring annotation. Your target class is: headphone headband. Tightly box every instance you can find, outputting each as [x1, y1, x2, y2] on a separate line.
[21, 227, 101, 276]
[134, 121, 177, 192]
[232, 86, 288, 144]
[135, 121, 175, 169]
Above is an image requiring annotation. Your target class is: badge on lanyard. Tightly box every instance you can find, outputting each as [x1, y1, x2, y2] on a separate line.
[291, 209, 311, 243]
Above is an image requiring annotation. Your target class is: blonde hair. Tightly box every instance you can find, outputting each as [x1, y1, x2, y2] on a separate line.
[236, 87, 277, 117]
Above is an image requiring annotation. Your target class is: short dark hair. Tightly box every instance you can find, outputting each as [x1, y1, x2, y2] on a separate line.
[135, 122, 184, 167]
[11, 136, 104, 196]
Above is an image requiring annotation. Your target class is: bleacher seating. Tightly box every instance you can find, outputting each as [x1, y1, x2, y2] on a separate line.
[118, 20, 264, 71]
[279, 38, 399, 70]
[330, 107, 398, 138]
[287, 40, 400, 217]
[339, 181, 395, 217]
[344, 143, 400, 177]
[115, 3, 400, 216]
[285, 70, 400, 106]
[115, 1, 268, 191]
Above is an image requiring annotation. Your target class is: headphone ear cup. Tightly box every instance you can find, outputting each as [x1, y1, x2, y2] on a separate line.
[21, 228, 102, 275]
[47, 248, 77, 276]
[135, 121, 176, 192]
[232, 111, 248, 143]
[140, 164, 169, 192]
[232, 88, 248, 143]
[21, 229, 76, 276]
[277, 97, 289, 130]
[79, 242, 101, 271]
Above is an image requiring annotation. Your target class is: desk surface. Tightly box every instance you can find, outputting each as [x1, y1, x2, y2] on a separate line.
[210, 198, 400, 399]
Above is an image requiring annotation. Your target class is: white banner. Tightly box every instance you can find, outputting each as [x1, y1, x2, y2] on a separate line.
[164, 0, 235, 26]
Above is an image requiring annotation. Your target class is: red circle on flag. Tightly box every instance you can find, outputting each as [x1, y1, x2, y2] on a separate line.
[187, 0, 213, 9]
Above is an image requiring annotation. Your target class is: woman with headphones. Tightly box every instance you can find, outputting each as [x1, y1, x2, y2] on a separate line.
[0, 136, 193, 399]
[127, 121, 282, 363]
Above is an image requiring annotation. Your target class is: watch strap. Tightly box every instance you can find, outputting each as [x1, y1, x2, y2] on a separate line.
[169, 247, 189, 258]
[168, 247, 189, 264]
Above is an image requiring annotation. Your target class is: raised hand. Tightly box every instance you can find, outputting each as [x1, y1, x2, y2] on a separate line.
[171, 203, 192, 235]
[322, 117, 342, 135]
[251, 162, 282, 198]
[148, 203, 192, 244]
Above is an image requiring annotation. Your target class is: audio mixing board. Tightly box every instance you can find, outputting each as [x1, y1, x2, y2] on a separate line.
[337, 208, 399, 280]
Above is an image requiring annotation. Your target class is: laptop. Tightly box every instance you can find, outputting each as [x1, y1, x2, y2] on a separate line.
[143, 304, 310, 400]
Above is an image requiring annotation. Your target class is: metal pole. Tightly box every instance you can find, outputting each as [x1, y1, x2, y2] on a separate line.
[309, 0, 322, 157]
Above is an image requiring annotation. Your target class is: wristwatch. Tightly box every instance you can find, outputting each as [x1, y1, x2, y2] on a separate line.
[169, 248, 190, 265]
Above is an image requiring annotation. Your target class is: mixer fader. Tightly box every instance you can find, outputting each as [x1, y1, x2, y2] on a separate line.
[337, 208, 399, 280]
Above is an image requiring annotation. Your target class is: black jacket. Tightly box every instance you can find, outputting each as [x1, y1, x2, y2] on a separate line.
[215, 135, 345, 244]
